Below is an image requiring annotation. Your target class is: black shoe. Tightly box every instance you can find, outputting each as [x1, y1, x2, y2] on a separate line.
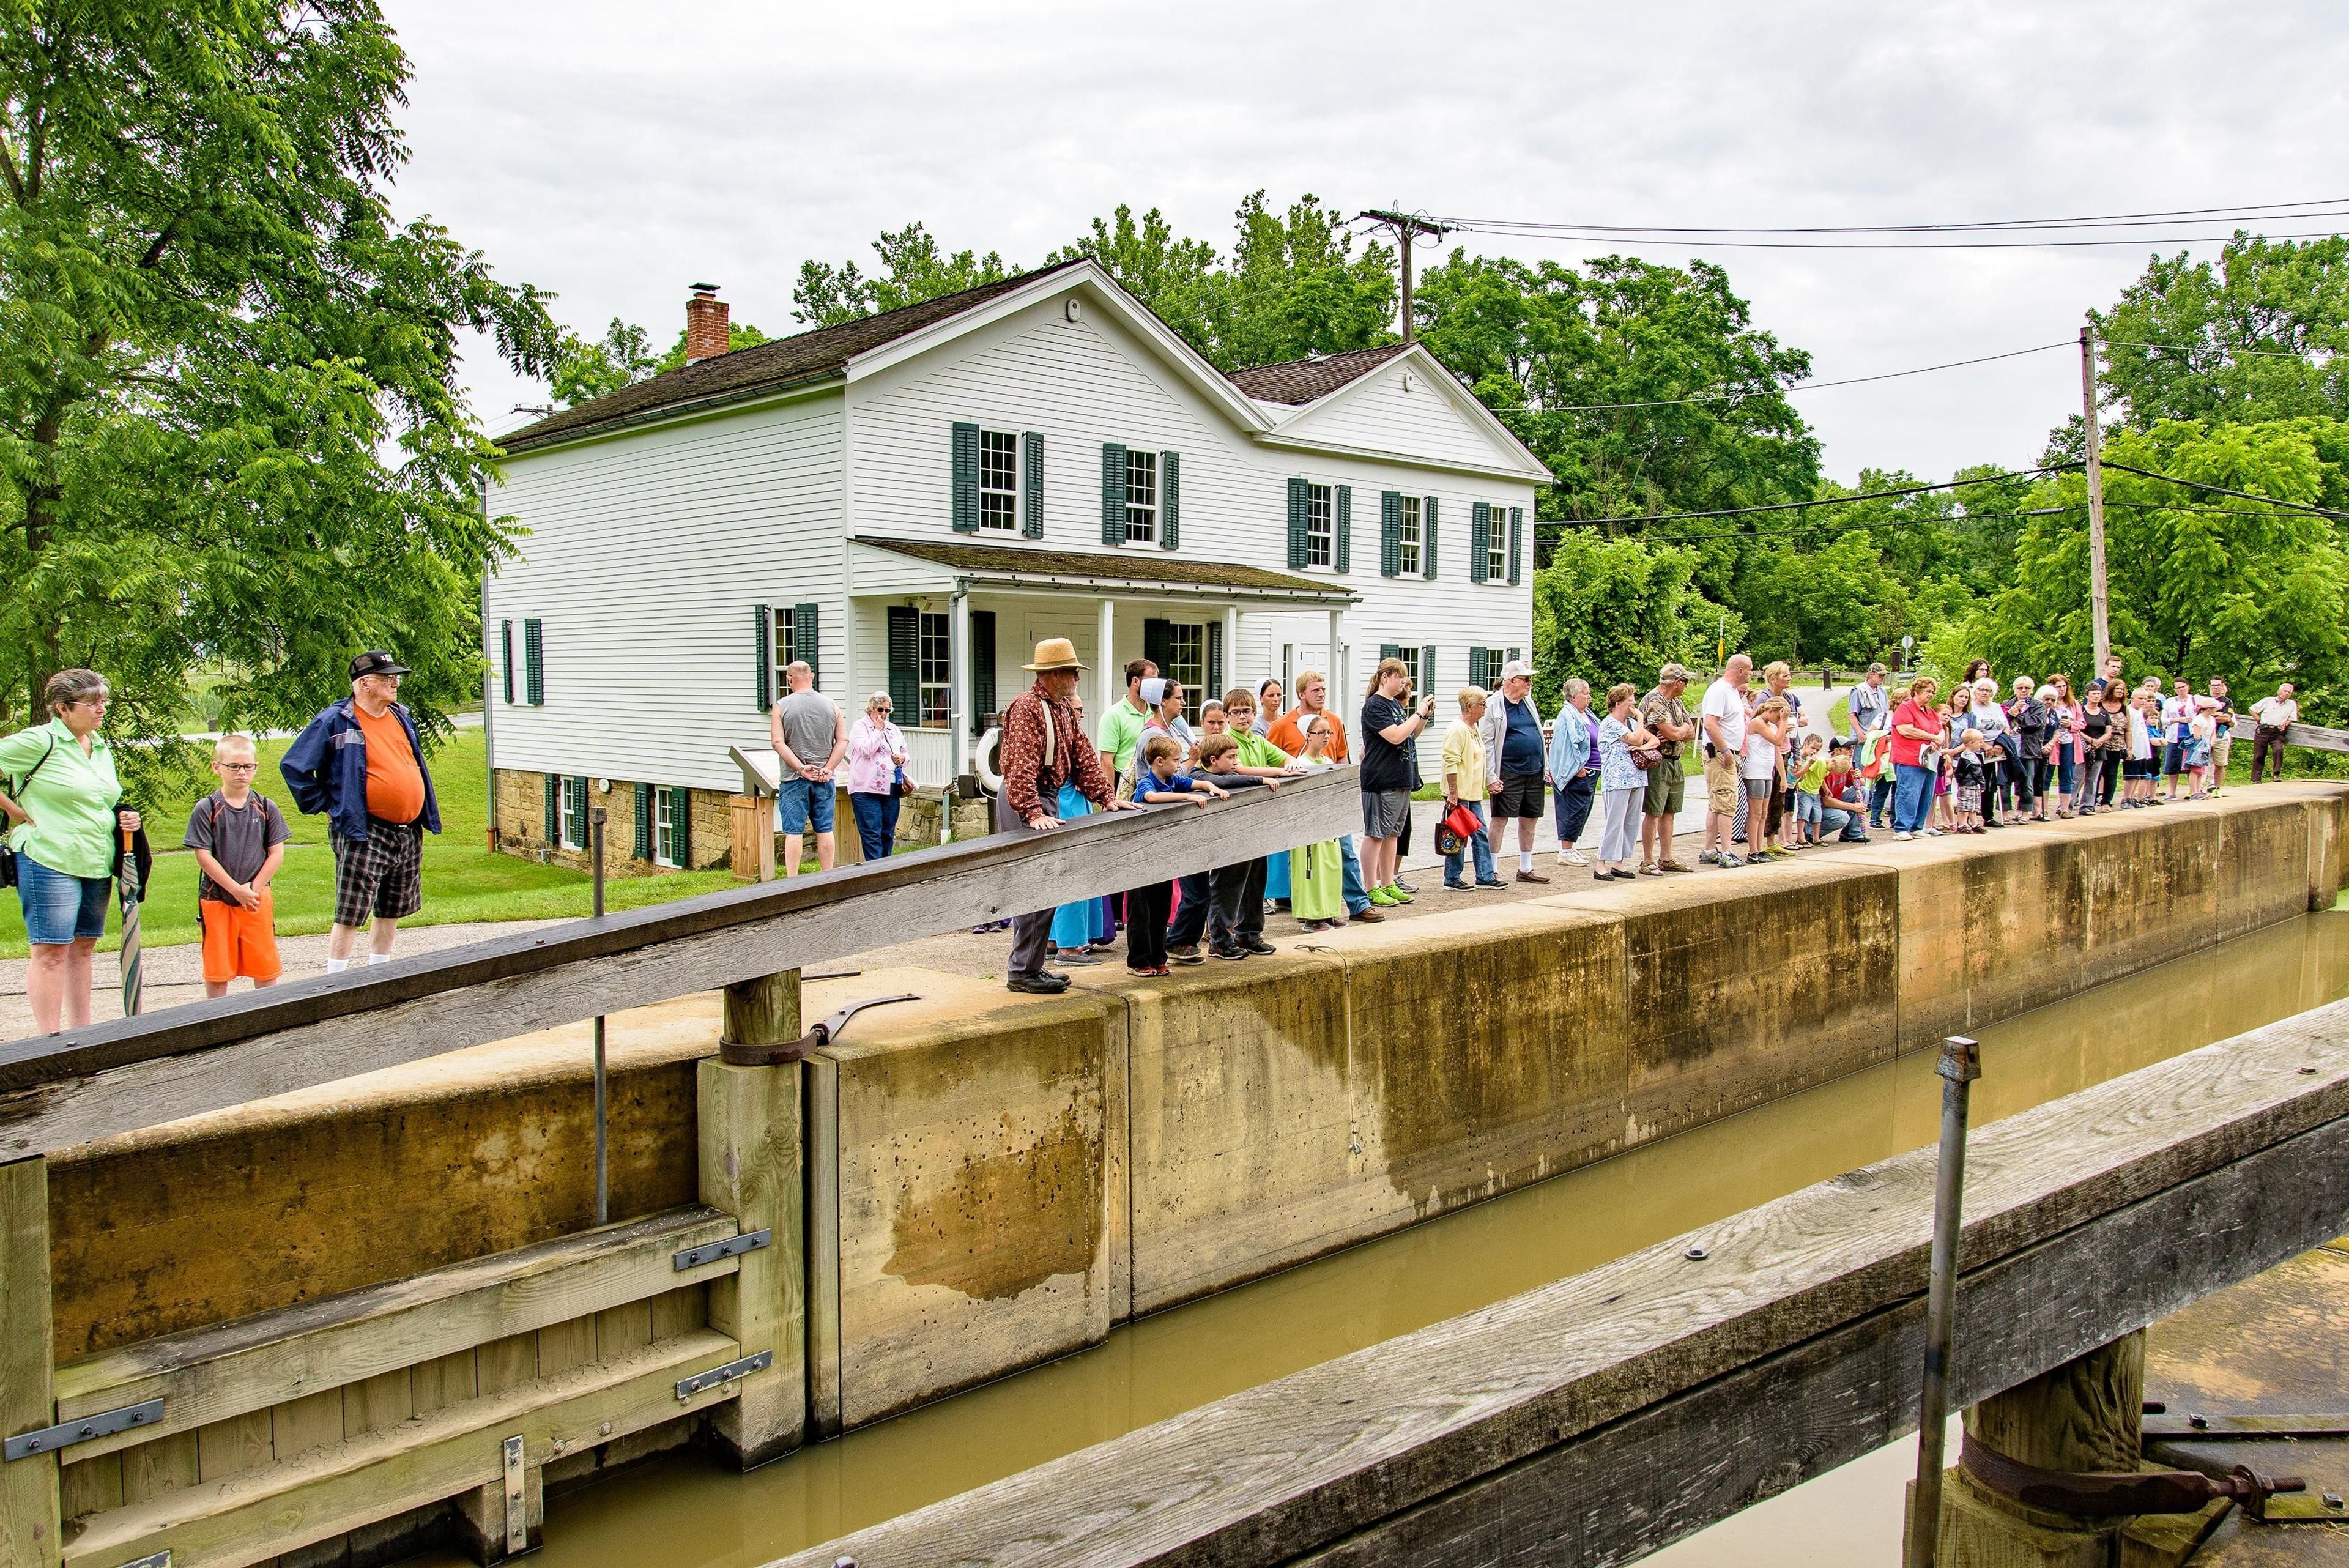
[1007, 973, 1070, 995]
[1210, 943, 1247, 961]
[1272, 899, 1291, 912]
[1241, 936, 1277, 955]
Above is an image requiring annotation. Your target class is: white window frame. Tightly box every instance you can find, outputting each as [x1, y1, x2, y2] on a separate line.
[918, 610, 951, 727]
[1398, 494, 1422, 576]
[560, 778, 585, 851]
[978, 428, 1020, 532]
[1125, 448, 1158, 544]
[770, 606, 799, 700]
[1162, 623, 1206, 724]
[655, 788, 683, 869]
[1484, 505, 1508, 583]
[1306, 482, 1335, 568]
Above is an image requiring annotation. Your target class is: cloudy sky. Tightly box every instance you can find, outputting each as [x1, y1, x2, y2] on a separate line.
[386, 0, 2348, 481]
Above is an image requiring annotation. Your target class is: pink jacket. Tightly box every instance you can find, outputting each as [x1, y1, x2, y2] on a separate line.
[845, 715, 907, 796]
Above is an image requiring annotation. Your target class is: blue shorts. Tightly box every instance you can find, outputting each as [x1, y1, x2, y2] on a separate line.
[15, 853, 111, 945]
[774, 777, 836, 836]
[2162, 740, 2188, 776]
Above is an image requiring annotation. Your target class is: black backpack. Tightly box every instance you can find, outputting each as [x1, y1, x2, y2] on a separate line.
[0, 736, 58, 891]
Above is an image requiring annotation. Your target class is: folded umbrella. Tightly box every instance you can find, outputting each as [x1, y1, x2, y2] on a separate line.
[117, 825, 143, 1017]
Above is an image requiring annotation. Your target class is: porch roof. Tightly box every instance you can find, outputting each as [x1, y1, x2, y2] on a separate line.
[849, 536, 1357, 606]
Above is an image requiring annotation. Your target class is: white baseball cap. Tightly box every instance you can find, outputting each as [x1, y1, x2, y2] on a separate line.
[1499, 658, 1535, 680]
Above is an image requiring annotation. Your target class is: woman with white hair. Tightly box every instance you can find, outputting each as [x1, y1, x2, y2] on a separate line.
[844, 691, 910, 861]
[1962, 678, 2014, 826]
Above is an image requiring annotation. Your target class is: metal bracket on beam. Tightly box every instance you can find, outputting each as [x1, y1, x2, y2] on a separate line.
[114, 1553, 171, 1568]
[500, 1433, 527, 1555]
[719, 994, 918, 1067]
[674, 1229, 771, 1272]
[4, 1397, 165, 1461]
[677, 1350, 772, 1401]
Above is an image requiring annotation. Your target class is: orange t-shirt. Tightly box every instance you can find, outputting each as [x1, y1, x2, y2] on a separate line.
[353, 705, 426, 823]
[1266, 705, 1350, 763]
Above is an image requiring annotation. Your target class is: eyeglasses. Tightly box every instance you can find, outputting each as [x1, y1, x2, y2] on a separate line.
[73, 696, 109, 710]
[217, 762, 259, 772]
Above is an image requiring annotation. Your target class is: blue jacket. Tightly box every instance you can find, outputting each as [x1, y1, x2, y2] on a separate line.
[281, 699, 442, 843]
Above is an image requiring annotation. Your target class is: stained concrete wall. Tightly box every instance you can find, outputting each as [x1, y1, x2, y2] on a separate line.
[45, 784, 2349, 1433]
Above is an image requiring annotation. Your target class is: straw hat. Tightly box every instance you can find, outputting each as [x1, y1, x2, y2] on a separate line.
[1022, 636, 1087, 672]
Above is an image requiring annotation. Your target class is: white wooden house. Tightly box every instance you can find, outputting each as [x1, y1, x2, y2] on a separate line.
[482, 259, 1545, 869]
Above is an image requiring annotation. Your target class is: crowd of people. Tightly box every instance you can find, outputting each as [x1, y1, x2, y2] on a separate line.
[986, 636, 2316, 990]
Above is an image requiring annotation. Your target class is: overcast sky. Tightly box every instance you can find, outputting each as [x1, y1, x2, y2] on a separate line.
[387, 0, 2348, 481]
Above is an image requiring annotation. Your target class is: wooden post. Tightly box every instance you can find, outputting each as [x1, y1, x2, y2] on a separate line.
[1928, 1331, 2145, 1567]
[699, 971, 804, 1468]
[729, 793, 775, 883]
[1, 1157, 61, 1568]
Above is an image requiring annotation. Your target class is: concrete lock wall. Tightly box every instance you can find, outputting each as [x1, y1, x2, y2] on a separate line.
[44, 784, 2349, 1451]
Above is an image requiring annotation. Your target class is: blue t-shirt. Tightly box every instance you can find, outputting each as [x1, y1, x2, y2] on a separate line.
[1140, 770, 1198, 800]
[1500, 696, 1545, 776]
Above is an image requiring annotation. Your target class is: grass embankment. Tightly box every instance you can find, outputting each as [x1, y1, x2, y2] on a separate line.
[0, 730, 735, 959]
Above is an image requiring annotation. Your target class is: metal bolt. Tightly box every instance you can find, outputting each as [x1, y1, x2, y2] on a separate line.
[2301, 1066, 2318, 1075]
[836, 1558, 859, 1568]
[2189, 1413, 2210, 1429]
[1686, 1245, 1709, 1261]
[600, 1421, 613, 1436]
[2326, 1493, 2343, 1509]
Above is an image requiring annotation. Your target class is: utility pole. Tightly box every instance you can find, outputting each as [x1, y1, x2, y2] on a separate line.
[1356, 207, 1452, 343]
[2080, 322, 2112, 672]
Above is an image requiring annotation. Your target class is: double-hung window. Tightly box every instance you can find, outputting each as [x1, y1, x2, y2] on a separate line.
[979, 429, 1020, 532]
[1398, 495, 1422, 576]
[1162, 624, 1205, 723]
[769, 606, 799, 700]
[1124, 449, 1159, 543]
[918, 611, 951, 727]
[1484, 509, 1508, 582]
[1306, 483, 1335, 567]
[561, 778, 587, 851]
[655, 789, 685, 868]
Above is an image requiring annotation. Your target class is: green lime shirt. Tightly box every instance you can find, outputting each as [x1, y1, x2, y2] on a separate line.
[1096, 697, 1154, 776]
[0, 719, 124, 880]
[1233, 731, 1291, 770]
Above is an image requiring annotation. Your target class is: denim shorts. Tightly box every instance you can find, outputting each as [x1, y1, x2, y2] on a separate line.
[774, 777, 836, 835]
[14, 852, 111, 945]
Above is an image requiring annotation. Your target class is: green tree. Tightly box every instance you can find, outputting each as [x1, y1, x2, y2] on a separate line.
[793, 222, 1019, 329]
[0, 0, 560, 771]
[1207, 192, 1395, 371]
[1047, 203, 1223, 357]
[1528, 530, 1743, 708]
[1416, 251, 1819, 526]
[551, 318, 656, 406]
[2097, 236, 2349, 429]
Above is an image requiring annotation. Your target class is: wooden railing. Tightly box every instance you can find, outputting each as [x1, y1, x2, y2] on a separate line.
[765, 994, 2349, 1568]
[0, 764, 1356, 1157]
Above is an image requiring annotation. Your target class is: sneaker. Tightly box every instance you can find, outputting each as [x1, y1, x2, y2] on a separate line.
[1924, 827, 1945, 836]
[1393, 877, 1419, 894]
[1475, 878, 1508, 889]
[1895, 831, 1915, 841]
[1210, 943, 1247, 961]
[1007, 973, 1071, 994]
[1168, 944, 1206, 966]
[1444, 880, 1470, 891]
[1366, 885, 1400, 907]
[1128, 964, 1172, 978]
[1698, 849, 1723, 866]
[1716, 852, 1746, 868]
[1351, 907, 1386, 923]
[1383, 884, 1416, 904]
[1560, 849, 1589, 866]
[1241, 936, 1277, 954]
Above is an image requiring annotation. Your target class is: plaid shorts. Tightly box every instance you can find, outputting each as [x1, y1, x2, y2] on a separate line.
[332, 817, 424, 926]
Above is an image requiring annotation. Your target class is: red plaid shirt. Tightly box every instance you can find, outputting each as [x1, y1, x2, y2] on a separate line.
[1000, 680, 1113, 823]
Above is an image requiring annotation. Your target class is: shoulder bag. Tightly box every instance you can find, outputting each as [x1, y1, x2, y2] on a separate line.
[0, 736, 59, 891]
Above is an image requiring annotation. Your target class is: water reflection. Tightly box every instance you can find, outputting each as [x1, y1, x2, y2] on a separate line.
[411, 912, 2348, 1568]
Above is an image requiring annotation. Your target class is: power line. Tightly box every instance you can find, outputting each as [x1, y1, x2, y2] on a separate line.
[1428, 196, 2349, 239]
[1441, 225, 2348, 252]
[1542, 340, 2073, 412]
[2101, 338, 2335, 362]
[1551, 464, 2077, 529]
[2095, 459, 2349, 519]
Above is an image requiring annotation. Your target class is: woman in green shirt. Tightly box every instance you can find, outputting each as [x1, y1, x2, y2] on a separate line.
[1, 669, 143, 1033]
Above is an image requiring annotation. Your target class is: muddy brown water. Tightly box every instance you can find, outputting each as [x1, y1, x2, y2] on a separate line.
[406, 910, 2349, 1568]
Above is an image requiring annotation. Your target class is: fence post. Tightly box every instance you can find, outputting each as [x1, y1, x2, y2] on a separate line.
[698, 970, 804, 1468]
[1, 1156, 61, 1568]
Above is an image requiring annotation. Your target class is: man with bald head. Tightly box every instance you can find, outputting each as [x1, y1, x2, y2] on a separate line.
[1699, 654, 1753, 868]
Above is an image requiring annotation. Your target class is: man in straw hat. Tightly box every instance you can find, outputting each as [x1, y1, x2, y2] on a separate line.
[997, 637, 1139, 994]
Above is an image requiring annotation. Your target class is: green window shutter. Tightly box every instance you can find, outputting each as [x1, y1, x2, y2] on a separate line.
[523, 618, 544, 704]
[568, 777, 588, 849]
[1206, 619, 1223, 697]
[1423, 497, 1439, 579]
[1380, 491, 1401, 578]
[886, 607, 920, 721]
[1100, 443, 1128, 545]
[543, 775, 560, 847]
[1420, 646, 1438, 698]
[1287, 477, 1310, 568]
[1160, 451, 1180, 550]
[1379, 642, 1401, 664]
[1508, 647, 1523, 669]
[1142, 617, 1171, 677]
[1021, 431, 1044, 538]
[1469, 503, 1490, 585]
[1335, 485, 1352, 573]
[794, 601, 821, 685]
[754, 606, 771, 712]
[951, 422, 980, 532]
[1508, 507, 1524, 587]
[500, 620, 514, 704]
[633, 784, 652, 860]
[1468, 647, 1488, 690]
[669, 788, 692, 868]
[971, 609, 997, 729]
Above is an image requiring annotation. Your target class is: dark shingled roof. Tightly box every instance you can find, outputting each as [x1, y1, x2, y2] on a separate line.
[498, 261, 1089, 453]
[852, 537, 1353, 599]
[1225, 343, 1411, 405]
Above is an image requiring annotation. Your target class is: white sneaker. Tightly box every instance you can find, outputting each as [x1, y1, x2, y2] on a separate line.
[1895, 830, 1915, 841]
[1560, 849, 1588, 866]
[1923, 827, 1944, 836]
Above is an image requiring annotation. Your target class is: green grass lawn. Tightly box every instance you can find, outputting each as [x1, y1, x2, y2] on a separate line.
[1, 730, 736, 959]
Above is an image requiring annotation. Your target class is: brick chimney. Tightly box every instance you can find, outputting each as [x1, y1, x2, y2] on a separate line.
[684, 283, 729, 364]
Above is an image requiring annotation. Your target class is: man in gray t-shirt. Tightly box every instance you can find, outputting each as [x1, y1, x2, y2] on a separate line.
[768, 661, 847, 878]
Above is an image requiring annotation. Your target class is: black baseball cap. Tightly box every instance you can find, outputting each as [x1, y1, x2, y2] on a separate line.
[350, 650, 409, 679]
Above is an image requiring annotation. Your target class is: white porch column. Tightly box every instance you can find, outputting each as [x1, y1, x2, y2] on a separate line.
[1097, 596, 1118, 724]
[1327, 608, 1346, 713]
[1221, 604, 1241, 699]
[950, 586, 971, 784]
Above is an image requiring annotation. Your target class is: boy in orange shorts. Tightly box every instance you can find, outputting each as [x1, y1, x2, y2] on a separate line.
[184, 734, 291, 997]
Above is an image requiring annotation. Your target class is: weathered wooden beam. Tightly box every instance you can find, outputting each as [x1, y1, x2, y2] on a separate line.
[761, 997, 2349, 1568]
[2228, 715, 2349, 754]
[0, 766, 1355, 1156]
[50, 1205, 742, 1461]
[699, 1049, 803, 1468]
[1, 1157, 59, 1568]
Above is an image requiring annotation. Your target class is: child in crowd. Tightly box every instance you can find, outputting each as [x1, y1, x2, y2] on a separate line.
[183, 733, 291, 998]
[2185, 708, 2217, 798]
[1441, 685, 1502, 890]
[1288, 717, 1348, 932]
[1822, 740, 1871, 842]
[1191, 732, 1290, 960]
[1791, 734, 1828, 845]
[1124, 735, 1226, 976]
[1951, 730, 1989, 833]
